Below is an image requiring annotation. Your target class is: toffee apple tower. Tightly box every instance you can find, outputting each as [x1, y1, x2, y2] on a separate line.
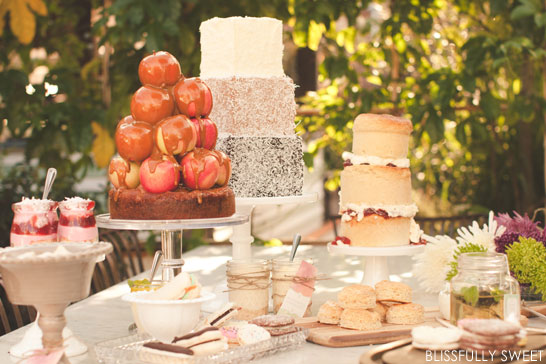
[107, 51, 235, 220]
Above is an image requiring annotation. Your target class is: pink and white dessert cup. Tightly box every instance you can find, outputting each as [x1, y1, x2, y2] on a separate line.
[10, 198, 58, 247]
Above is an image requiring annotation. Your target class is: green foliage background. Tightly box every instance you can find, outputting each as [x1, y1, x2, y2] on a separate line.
[1, 0, 546, 244]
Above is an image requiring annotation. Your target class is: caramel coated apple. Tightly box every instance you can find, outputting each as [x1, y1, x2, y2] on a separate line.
[140, 157, 180, 194]
[154, 115, 197, 156]
[108, 156, 140, 189]
[214, 150, 231, 187]
[181, 148, 220, 190]
[173, 78, 212, 118]
[131, 85, 174, 125]
[115, 116, 154, 162]
[138, 51, 182, 87]
[190, 117, 218, 150]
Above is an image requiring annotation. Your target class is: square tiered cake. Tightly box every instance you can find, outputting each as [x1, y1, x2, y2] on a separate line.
[200, 17, 304, 198]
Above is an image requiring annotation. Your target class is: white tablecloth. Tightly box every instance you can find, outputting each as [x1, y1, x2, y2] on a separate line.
[0, 244, 439, 363]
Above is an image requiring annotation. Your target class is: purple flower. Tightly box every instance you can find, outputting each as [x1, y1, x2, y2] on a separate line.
[494, 212, 545, 253]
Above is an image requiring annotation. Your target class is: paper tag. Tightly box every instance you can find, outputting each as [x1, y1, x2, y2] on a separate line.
[277, 261, 317, 318]
[22, 348, 64, 364]
[504, 293, 520, 324]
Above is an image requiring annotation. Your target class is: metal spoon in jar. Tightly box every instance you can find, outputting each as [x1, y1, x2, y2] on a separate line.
[42, 168, 57, 200]
[289, 233, 301, 262]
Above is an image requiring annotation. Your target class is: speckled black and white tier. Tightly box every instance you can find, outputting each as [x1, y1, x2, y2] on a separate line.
[216, 135, 304, 197]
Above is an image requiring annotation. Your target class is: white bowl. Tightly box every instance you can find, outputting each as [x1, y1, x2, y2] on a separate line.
[122, 291, 215, 342]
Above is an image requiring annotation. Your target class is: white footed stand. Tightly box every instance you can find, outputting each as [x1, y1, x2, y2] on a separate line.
[10, 320, 87, 358]
[230, 193, 318, 259]
[327, 243, 424, 286]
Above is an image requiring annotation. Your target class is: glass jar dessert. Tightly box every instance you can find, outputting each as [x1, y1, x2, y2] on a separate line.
[450, 252, 520, 324]
[57, 197, 98, 242]
[226, 259, 271, 320]
[271, 258, 314, 315]
[10, 198, 59, 246]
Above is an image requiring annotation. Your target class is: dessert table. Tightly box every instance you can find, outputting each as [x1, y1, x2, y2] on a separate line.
[0, 244, 528, 363]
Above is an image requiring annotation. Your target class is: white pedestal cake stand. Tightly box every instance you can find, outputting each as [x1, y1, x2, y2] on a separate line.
[230, 193, 318, 259]
[327, 243, 424, 286]
[96, 214, 248, 281]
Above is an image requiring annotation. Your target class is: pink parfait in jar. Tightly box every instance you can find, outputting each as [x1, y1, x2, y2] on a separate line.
[10, 198, 59, 247]
[57, 197, 98, 242]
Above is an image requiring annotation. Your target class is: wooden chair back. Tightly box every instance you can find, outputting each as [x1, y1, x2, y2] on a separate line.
[92, 230, 145, 294]
[0, 279, 37, 336]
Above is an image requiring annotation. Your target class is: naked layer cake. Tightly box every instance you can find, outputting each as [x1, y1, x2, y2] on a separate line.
[337, 114, 420, 246]
[107, 51, 235, 220]
[200, 17, 304, 197]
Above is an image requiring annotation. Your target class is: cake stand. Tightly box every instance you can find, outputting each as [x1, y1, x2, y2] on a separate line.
[96, 214, 248, 281]
[0, 242, 112, 363]
[327, 243, 424, 286]
[230, 193, 318, 259]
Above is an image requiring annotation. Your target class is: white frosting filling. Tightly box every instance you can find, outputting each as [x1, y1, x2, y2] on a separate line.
[340, 203, 418, 221]
[342, 151, 410, 168]
[409, 218, 423, 243]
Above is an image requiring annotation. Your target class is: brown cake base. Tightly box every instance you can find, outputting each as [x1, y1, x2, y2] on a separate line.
[109, 186, 235, 220]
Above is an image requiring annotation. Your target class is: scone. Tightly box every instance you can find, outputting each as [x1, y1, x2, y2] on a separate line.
[318, 301, 344, 324]
[369, 301, 387, 322]
[338, 284, 376, 309]
[375, 280, 411, 304]
[386, 303, 424, 324]
[340, 308, 382, 331]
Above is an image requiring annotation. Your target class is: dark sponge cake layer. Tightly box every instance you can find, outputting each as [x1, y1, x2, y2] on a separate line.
[109, 186, 235, 220]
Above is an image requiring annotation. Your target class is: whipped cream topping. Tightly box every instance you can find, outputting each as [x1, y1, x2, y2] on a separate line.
[60, 197, 94, 211]
[340, 203, 418, 222]
[342, 151, 410, 168]
[409, 218, 423, 243]
[15, 197, 56, 212]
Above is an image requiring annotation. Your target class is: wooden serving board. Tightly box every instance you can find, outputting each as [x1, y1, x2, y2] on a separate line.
[295, 308, 441, 348]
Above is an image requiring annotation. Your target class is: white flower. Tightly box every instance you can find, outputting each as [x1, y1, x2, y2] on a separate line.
[455, 211, 505, 251]
[413, 234, 458, 293]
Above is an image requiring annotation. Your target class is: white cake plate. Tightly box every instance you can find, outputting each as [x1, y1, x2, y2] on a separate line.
[327, 243, 424, 286]
[230, 193, 318, 259]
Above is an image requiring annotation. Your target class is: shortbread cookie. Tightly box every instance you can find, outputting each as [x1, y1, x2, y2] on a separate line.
[140, 341, 194, 363]
[249, 314, 296, 336]
[205, 303, 240, 327]
[172, 327, 221, 348]
[237, 324, 271, 345]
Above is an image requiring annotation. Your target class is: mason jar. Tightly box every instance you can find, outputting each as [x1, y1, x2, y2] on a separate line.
[57, 198, 98, 243]
[226, 259, 271, 320]
[450, 252, 520, 324]
[10, 199, 58, 246]
[271, 258, 313, 316]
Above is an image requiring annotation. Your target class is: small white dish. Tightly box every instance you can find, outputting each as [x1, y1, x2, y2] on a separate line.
[122, 291, 215, 342]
